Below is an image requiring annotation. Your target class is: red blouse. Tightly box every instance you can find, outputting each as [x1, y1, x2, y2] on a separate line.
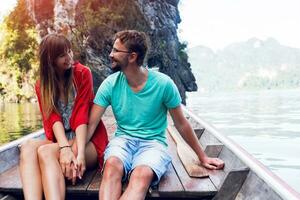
[35, 62, 104, 142]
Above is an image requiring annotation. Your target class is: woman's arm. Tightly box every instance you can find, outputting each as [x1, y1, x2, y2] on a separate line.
[53, 122, 70, 147]
[53, 122, 77, 180]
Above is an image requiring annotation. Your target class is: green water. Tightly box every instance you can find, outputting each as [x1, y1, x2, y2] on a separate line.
[0, 102, 42, 146]
[186, 89, 300, 193]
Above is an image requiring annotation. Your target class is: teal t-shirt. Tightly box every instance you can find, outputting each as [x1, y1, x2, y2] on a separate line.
[94, 69, 181, 146]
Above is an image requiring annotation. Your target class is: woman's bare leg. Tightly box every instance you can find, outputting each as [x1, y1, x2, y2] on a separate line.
[37, 141, 98, 199]
[37, 143, 65, 200]
[85, 141, 98, 169]
[19, 139, 52, 200]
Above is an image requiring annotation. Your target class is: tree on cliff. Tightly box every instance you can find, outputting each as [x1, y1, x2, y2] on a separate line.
[0, 0, 38, 102]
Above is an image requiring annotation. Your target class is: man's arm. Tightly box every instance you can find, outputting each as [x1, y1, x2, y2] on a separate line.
[72, 104, 106, 151]
[69, 104, 106, 183]
[87, 104, 107, 142]
[169, 105, 224, 170]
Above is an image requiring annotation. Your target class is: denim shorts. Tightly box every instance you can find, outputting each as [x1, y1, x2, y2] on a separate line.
[104, 135, 171, 186]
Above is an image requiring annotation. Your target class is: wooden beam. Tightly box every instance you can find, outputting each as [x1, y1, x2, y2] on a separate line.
[194, 128, 205, 140]
[213, 168, 249, 200]
[199, 130, 223, 158]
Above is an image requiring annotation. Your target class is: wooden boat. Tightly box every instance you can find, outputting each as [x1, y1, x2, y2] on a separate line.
[0, 106, 299, 200]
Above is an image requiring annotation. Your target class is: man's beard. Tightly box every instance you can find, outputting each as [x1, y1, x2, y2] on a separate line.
[111, 58, 128, 73]
[111, 65, 121, 73]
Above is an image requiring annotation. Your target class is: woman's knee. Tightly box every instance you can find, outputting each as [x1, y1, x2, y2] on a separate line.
[20, 139, 40, 162]
[37, 144, 57, 163]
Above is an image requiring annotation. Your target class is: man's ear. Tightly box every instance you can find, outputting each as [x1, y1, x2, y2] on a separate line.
[128, 52, 138, 64]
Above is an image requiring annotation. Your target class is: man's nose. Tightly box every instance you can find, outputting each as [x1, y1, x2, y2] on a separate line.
[109, 51, 113, 58]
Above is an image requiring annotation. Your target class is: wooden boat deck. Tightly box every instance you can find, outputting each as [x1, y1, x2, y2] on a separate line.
[1, 107, 299, 200]
[0, 133, 219, 200]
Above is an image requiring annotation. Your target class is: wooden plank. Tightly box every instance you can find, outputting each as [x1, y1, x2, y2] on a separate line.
[0, 195, 17, 200]
[87, 169, 102, 193]
[155, 156, 184, 197]
[0, 164, 99, 193]
[218, 146, 247, 172]
[205, 144, 224, 159]
[199, 130, 223, 158]
[0, 165, 22, 192]
[166, 132, 217, 198]
[194, 128, 205, 139]
[236, 171, 282, 200]
[209, 146, 247, 189]
[0, 147, 20, 174]
[213, 168, 249, 200]
[67, 168, 98, 193]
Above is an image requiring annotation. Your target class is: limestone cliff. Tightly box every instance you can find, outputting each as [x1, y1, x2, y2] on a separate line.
[26, 0, 197, 103]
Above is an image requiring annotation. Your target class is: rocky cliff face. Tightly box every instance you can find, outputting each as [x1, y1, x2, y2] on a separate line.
[26, 0, 197, 103]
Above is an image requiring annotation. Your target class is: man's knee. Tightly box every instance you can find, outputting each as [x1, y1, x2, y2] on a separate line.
[103, 157, 124, 179]
[129, 166, 154, 190]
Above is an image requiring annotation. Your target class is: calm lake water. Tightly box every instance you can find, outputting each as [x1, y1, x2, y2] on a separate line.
[0, 102, 42, 146]
[186, 88, 300, 193]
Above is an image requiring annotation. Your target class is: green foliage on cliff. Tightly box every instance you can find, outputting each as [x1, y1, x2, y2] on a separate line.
[178, 41, 188, 61]
[70, 1, 120, 59]
[0, 0, 38, 102]
[71, 0, 149, 60]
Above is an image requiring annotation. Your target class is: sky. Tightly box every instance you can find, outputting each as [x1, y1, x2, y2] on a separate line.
[2, 0, 300, 51]
[178, 0, 300, 50]
[0, 0, 16, 21]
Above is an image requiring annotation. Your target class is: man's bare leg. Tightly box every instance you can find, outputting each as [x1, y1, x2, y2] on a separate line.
[99, 157, 124, 200]
[120, 165, 154, 200]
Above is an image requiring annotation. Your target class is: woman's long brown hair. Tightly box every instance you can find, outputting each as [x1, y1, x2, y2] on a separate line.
[39, 34, 74, 118]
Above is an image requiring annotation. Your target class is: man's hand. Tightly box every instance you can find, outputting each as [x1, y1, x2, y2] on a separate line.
[76, 153, 86, 179]
[71, 140, 86, 181]
[71, 140, 78, 156]
[70, 163, 78, 185]
[200, 156, 225, 170]
[59, 147, 78, 179]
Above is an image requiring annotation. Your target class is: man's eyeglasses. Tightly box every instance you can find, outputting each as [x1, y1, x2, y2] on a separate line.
[111, 47, 132, 54]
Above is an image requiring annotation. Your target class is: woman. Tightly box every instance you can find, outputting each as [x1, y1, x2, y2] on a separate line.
[19, 33, 108, 200]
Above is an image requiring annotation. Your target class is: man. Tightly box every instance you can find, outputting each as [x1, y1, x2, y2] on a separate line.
[88, 30, 224, 200]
